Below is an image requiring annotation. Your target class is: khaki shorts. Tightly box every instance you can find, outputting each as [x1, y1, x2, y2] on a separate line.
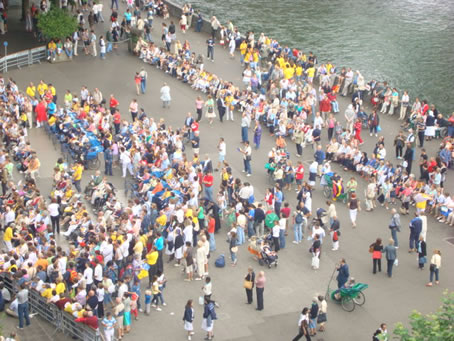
[185, 264, 193, 274]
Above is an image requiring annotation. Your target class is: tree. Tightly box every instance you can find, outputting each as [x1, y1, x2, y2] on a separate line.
[37, 8, 78, 40]
[391, 291, 454, 341]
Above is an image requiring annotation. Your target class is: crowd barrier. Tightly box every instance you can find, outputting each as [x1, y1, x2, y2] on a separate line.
[0, 272, 102, 341]
[0, 46, 47, 73]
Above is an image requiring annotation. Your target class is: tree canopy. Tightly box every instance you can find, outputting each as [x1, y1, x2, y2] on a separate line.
[37, 8, 78, 40]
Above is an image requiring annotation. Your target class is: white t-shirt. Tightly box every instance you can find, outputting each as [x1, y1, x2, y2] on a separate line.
[219, 142, 226, 156]
[48, 203, 60, 217]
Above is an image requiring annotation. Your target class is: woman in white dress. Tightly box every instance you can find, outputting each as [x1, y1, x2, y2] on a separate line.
[195, 240, 207, 280]
[183, 299, 195, 340]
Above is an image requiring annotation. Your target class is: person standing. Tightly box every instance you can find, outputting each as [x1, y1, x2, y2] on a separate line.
[48, 198, 60, 234]
[255, 271, 266, 311]
[388, 209, 401, 247]
[317, 295, 327, 332]
[72, 161, 84, 193]
[243, 267, 256, 304]
[416, 236, 427, 270]
[160, 83, 171, 108]
[17, 284, 30, 329]
[409, 213, 422, 253]
[129, 98, 138, 121]
[383, 239, 397, 278]
[336, 259, 349, 288]
[201, 296, 217, 340]
[202, 171, 214, 202]
[253, 120, 262, 149]
[206, 37, 215, 62]
[183, 299, 195, 340]
[205, 95, 216, 125]
[101, 312, 116, 341]
[195, 96, 204, 122]
[216, 138, 226, 171]
[139, 68, 148, 94]
[373, 323, 388, 341]
[104, 145, 113, 176]
[370, 238, 383, 274]
[348, 193, 360, 228]
[241, 112, 250, 143]
[216, 94, 226, 123]
[426, 250, 441, 287]
[240, 141, 252, 177]
[308, 298, 319, 336]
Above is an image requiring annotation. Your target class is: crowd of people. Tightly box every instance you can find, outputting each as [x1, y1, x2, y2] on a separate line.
[0, 1, 452, 341]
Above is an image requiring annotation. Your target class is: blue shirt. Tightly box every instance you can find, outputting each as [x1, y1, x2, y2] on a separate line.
[154, 236, 164, 251]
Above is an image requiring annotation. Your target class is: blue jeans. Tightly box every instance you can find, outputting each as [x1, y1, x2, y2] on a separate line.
[196, 21, 203, 32]
[390, 228, 399, 247]
[243, 159, 251, 175]
[236, 227, 245, 245]
[107, 42, 113, 53]
[141, 80, 146, 94]
[279, 229, 286, 249]
[429, 268, 439, 282]
[208, 232, 216, 251]
[18, 302, 30, 328]
[247, 220, 255, 238]
[409, 233, 418, 250]
[207, 46, 214, 60]
[230, 250, 237, 263]
[241, 126, 249, 142]
[293, 223, 303, 243]
[204, 186, 213, 202]
[387, 259, 394, 277]
[111, 0, 118, 9]
[73, 180, 81, 193]
[331, 101, 339, 113]
[448, 126, 454, 138]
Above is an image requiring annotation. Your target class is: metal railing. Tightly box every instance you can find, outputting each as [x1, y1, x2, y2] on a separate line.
[0, 272, 102, 341]
[0, 46, 47, 73]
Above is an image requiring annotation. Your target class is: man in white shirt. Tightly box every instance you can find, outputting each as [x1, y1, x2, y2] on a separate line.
[217, 137, 226, 171]
[83, 263, 94, 286]
[342, 68, 354, 96]
[94, 260, 103, 285]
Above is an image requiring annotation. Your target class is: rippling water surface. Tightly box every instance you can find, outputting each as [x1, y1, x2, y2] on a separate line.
[176, 0, 454, 113]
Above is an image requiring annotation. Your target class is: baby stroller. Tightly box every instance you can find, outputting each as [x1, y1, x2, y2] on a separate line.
[259, 242, 278, 268]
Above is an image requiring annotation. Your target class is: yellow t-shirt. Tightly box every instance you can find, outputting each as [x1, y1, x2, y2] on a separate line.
[41, 288, 53, 299]
[26, 86, 36, 98]
[240, 42, 247, 55]
[3, 227, 13, 242]
[72, 165, 83, 181]
[156, 214, 167, 226]
[56, 282, 66, 295]
[146, 251, 158, 265]
[306, 67, 315, 78]
[37, 83, 48, 96]
[296, 66, 303, 76]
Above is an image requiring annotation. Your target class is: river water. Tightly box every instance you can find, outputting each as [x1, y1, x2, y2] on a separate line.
[175, 0, 454, 114]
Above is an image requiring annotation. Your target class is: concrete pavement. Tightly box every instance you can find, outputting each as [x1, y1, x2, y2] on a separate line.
[4, 5, 454, 341]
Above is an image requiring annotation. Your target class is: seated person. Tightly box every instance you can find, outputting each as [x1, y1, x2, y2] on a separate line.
[333, 277, 356, 301]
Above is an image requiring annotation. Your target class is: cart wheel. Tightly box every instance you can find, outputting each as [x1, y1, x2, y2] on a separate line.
[323, 186, 331, 198]
[353, 291, 366, 306]
[341, 296, 355, 312]
[87, 156, 101, 170]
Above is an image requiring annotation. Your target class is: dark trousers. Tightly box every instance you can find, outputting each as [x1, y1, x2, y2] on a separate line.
[296, 143, 303, 156]
[328, 127, 334, 141]
[105, 160, 113, 176]
[246, 288, 253, 304]
[218, 107, 225, 122]
[157, 249, 164, 273]
[418, 131, 425, 147]
[373, 258, 382, 274]
[148, 264, 157, 287]
[292, 329, 311, 341]
[256, 287, 264, 310]
[207, 46, 214, 60]
[114, 123, 120, 135]
[395, 145, 403, 158]
[386, 259, 394, 277]
[50, 215, 60, 234]
[196, 108, 202, 122]
[273, 237, 280, 252]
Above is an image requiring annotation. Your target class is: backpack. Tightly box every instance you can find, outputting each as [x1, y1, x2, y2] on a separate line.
[214, 254, 225, 268]
[295, 212, 303, 224]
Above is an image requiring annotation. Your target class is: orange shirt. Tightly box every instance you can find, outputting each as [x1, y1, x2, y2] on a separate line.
[35, 258, 49, 270]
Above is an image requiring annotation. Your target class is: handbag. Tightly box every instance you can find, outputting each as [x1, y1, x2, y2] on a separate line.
[376, 125, 382, 132]
[231, 246, 238, 253]
[243, 280, 253, 290]
[198, 296, 204, 305]
[430, 263, 436, 271]
[369, 245, 374, 253]
[317, 312, 327, 323]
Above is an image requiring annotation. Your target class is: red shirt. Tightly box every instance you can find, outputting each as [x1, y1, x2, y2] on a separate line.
[75, 316, 99, 329]
[280, 207, 291, 218]
[191, 122, 199, 132]
[203, 174, 214, 187]
[207, 218, 215, 234]
[295, 165, 304, 180]
[113, 112, 121, 124]
[110, 97, 119, 108]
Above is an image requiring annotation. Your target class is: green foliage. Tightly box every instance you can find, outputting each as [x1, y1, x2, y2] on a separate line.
[37, 8, 78, 40]
[391, 291, 454, 341]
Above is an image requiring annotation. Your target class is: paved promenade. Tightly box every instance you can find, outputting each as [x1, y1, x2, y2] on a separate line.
[4, 6, 454, 341]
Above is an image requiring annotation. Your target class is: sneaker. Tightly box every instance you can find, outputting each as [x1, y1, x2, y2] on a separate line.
[292, 241, 298, 244]
[16, 326, 23, 330]
[188, 337, 192, 341]
[241, 170, 245, 173]
[174, 263, 181, 267]
[163, 302, 167, 306]
[156, 307, 162, 311]
[139, 309, 144, 313]
[370, 133, 372, 137]
[247, 174, 251, 177]
[195, 277, 202, 281]
[151, 304, 157, 308]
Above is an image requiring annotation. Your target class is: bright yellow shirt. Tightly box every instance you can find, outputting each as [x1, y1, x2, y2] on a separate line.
[3, 227, 13, 242]
[56, 282, 66, 295]
[37, 83, 48, 96]
[72, 165, 83, 181]
[26, 86, 36, 98]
